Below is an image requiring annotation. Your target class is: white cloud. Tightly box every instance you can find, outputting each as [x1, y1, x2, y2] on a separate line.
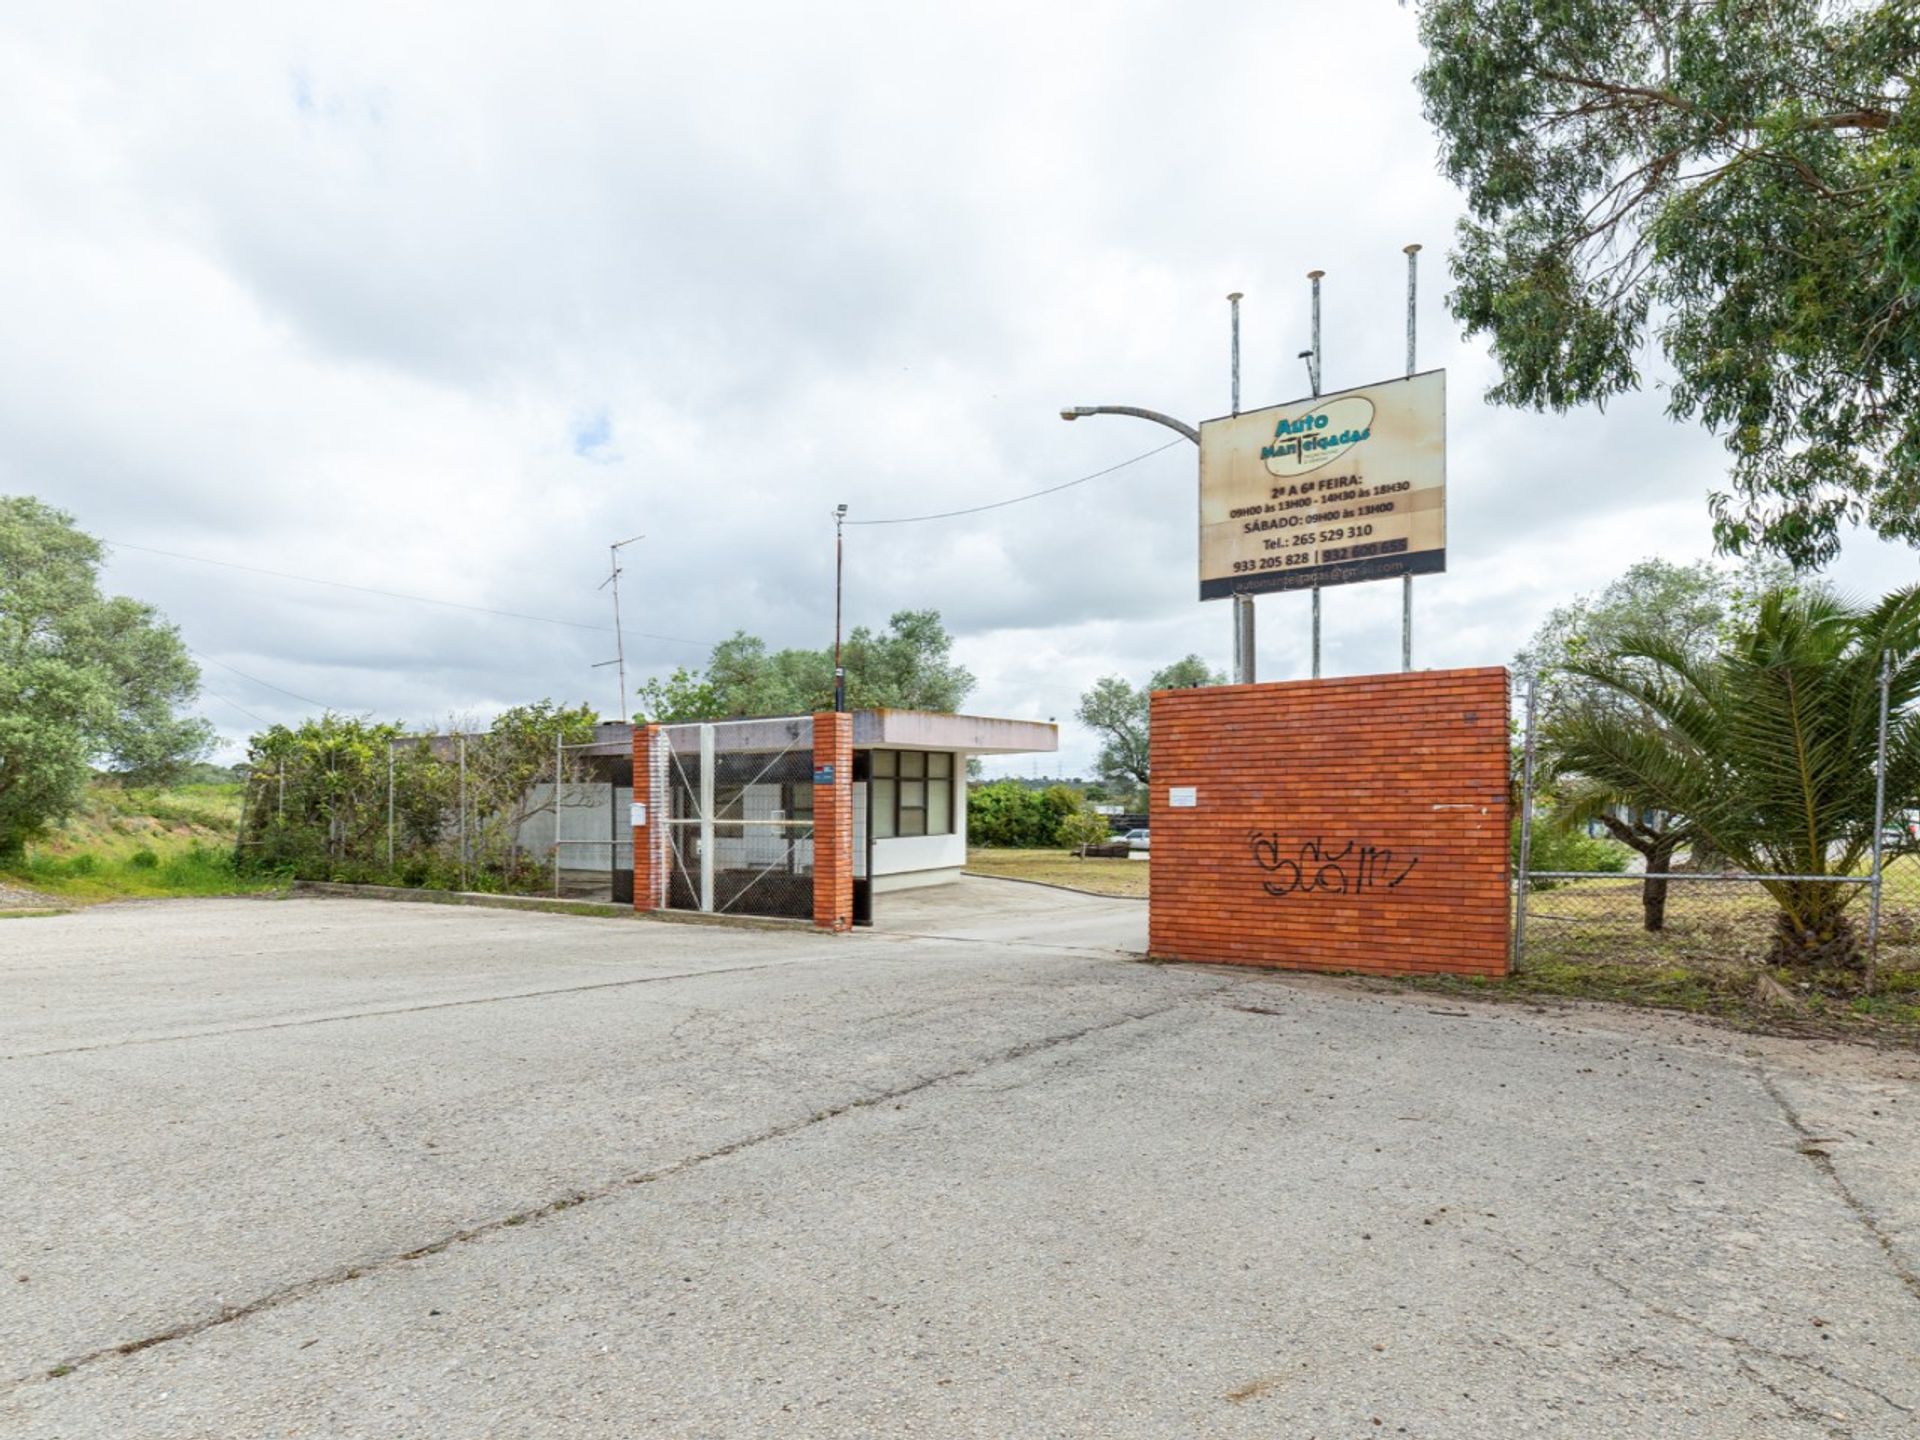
[2, 0, 1911, 766]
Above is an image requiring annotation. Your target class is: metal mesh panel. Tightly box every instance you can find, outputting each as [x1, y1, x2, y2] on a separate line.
[661, 719, 817, 920]
[550, 745, 628, 901]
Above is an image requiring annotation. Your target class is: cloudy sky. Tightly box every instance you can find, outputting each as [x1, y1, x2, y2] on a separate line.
[6, 1, 1914, 777]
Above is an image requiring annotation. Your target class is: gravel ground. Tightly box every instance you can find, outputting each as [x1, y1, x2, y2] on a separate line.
[2, 885, 1917, 1437]
[0, 879, 62, 911]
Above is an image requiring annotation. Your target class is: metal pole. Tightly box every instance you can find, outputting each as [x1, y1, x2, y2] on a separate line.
[1867, 651, 1893, 991]
[1308, 270, 1323, 397]
[1229, 291, 1242, 416]
[386, 743, 395, 872]
[834, 505, 848, 712]
[554, 730, 564, 899]
[698, 723, 716, 913]
[1229, 291, 1255, 686]
[1514, 674, 1540, 968]
[458, 733, 468, 893]
[601, 534, 644, 722]
[1308, 269, 1323, 681]
[609, 546, 628, 721]
[1402, 243, 1420, 674]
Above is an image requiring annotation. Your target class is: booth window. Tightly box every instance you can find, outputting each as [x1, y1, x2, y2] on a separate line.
[870, 750, 953, 838]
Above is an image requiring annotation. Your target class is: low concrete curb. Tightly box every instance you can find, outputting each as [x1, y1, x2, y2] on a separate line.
[292, 881, 819, 933]
[959, 871, 1149, 902]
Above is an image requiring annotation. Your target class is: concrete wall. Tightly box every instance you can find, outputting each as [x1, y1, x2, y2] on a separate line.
[1148, 669, 1511, 977]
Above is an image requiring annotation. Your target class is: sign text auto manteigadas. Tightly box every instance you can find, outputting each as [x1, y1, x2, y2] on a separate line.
[1196, 370, 1445, 600]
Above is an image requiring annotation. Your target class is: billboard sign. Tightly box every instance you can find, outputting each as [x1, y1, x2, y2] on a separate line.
[1197, 369, 1445, 600]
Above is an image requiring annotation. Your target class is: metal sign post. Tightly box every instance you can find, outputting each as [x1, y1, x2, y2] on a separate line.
[1308, 269, 1324, 680]
[1229, 292, 1254, 685]
[1402, 243, 1420, 673]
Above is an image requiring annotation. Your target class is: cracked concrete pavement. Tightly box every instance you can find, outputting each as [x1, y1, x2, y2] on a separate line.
[2, 883, 1918, 1437]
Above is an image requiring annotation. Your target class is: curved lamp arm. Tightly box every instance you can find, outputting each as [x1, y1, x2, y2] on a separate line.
[1058, 405, 1199, 445]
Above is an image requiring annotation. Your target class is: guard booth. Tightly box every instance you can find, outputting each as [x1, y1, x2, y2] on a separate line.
[625, 710, 1057, 926]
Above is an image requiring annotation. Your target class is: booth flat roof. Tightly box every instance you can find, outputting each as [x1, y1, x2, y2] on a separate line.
[851, 709, 1057, 756]
[576, 711, 1056, 758]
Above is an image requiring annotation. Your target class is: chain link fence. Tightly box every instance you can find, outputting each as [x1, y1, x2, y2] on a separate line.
[235, 720, 628, 898]
[1512, 664, 1916, 987]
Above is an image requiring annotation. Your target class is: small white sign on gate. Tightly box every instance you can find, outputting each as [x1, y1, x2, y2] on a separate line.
[629, 802, 647, 827]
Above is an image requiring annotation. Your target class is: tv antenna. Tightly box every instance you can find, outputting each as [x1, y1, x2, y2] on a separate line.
[594, 534, 645, 720]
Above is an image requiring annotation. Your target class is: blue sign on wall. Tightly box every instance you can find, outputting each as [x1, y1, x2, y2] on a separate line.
[813, 764, 836, 785]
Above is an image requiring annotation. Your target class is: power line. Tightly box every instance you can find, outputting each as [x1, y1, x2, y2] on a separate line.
[190, 649, 336, 710]
[843, 439, 1187, 526]
[105, 540, 709, 647]
[195, 683, 275, 729]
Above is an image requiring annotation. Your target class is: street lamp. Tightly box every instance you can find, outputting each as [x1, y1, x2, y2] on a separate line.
[1059, 296, 1255, 683]
[1057, 405, 1199, 444]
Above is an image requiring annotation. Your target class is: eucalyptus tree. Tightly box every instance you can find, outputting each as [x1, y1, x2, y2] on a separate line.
[1415, 1, 1920, 566]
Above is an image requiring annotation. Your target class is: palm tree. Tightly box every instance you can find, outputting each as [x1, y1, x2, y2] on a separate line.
[1543, 585, 1920, 971]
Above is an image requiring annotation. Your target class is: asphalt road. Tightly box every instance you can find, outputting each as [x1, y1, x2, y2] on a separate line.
[2, 884, 1917, 1437]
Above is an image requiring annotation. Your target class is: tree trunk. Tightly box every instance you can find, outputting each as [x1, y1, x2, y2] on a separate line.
[1768, 897, 1861, 971]
[1641, 837, 1678, 932]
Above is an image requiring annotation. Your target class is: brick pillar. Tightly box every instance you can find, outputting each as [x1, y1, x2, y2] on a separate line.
[631, 724, 666, 912]
[811, 712, 853, 932]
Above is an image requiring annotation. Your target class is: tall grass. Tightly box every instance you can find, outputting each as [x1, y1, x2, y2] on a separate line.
[1, 779, 284, 903]
[8, 842, 287, 901]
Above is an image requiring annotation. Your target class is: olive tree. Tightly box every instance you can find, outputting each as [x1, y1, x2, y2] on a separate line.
[0, 497, 210, 860]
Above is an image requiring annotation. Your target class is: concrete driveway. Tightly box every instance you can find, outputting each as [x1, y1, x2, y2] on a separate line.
[2, 885, 1917, 1437]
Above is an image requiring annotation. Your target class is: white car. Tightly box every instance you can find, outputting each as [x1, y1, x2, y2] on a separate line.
[1122, 828, 1150, 852]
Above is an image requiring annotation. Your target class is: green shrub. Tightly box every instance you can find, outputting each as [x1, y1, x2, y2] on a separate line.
[968, 782, 1066, 848]
[1512, 815, 1632, 885]
[129, 848, 160, 870]
[1055, 808, 1112, 852]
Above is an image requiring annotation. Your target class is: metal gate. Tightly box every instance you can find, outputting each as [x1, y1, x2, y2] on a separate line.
[550, 741, 632, 902]
[661, 719, 816, 920]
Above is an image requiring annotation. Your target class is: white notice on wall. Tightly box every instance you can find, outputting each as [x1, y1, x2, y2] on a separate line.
[1168, 787, 1197, 808]
[629, 803, 647, 827]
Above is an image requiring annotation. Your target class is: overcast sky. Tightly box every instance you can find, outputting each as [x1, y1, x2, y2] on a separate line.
[6, 1, 1915, 777]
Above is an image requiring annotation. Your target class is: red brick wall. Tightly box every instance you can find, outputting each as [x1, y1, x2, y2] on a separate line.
[630, 724, 667, 912]
[811, 712, 853, 931]
[1148, 668, 1510, 977]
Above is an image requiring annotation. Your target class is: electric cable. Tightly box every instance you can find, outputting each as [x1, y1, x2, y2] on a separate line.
[190, 649, 336, 711]
[843, 439, 1186, 525]
[105, 540, 709, 647]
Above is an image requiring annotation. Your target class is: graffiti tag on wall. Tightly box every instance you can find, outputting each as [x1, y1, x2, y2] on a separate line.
[1248, 834, 1419, 898]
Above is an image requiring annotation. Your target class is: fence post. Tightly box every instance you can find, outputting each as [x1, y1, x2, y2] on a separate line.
[235, 770, 252, 868]
[554, 730, 564, 899]
[387, 744, 395, 873]
[458, 733, 468, 893]
[1513, 672, 1540, 968]
[698, 723, 716, 913]
[1867, 651, 1893, 993]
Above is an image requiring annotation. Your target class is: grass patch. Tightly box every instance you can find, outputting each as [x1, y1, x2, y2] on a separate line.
[4, 843, 287, 903]
[2, 778, 284, 904]
[1402, 952, 1920, 1047]
[965, 847, 1149, 898]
